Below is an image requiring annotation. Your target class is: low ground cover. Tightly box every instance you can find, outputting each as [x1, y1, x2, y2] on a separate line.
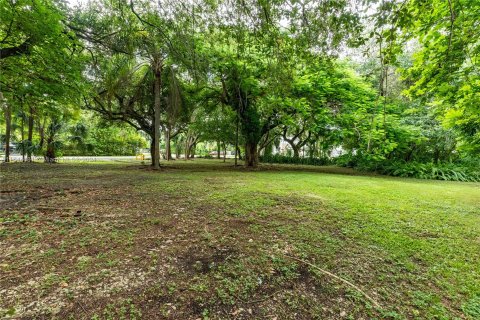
[1, 160, 479, 319]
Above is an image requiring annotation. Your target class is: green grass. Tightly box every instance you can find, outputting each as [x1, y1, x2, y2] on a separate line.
[0, 159, 479, 319]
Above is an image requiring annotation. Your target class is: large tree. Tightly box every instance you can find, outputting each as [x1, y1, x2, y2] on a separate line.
[75, 0, 199, 168]
[196, 0, 364, 167]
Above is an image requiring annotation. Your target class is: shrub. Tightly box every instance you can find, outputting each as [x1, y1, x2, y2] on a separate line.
[357, 160, 480, 182]
[260, 154, 330, 166]
[334, 154, 360, 168]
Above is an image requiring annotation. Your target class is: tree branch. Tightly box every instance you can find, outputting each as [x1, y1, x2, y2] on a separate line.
[0, 38, 32, 59]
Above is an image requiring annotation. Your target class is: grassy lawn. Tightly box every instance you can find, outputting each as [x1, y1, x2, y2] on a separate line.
[1, 160, 479, 319]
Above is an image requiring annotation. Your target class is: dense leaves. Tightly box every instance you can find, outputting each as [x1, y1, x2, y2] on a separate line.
[0, 0, 478, 176]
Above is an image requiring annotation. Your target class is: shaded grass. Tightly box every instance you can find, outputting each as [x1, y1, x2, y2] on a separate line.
[0, 159, 479, 319]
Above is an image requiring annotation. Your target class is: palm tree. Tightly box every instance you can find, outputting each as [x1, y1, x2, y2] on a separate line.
[44, 118, 63, 163]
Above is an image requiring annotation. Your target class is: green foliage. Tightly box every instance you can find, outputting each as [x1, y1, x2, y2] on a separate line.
[86, 125, 146, 156]
[462, 295, 480, 319]
[62, 119, 147, 156]
[91, 298, 142, 320]
[356, 160, 480, 182]
[337, 150, 480, 182]
[260, 154, 330, 166]
[391, 0, 480, 156]
[1, 0, 479, 171]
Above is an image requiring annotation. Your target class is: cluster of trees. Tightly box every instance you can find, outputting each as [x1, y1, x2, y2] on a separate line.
[0, 110, 147, 159]
[1, 0, 478, 171]
[61, 116, 148, 157]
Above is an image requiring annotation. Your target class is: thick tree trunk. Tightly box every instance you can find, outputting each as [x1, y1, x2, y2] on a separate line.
[149, 138, 155, 166]
[185, 134, 197, 160]
[4, 100, 11, 163]
[283, 137, 300, 158]
[190, 143, 195, 158]
[152, 58, 162, 169]
[244, 142, 258, 167]
[283, 128, 310, 159]
[27, 106, 34, 162]
[292, 146, 300, 158]
[217, 141, 221, 159]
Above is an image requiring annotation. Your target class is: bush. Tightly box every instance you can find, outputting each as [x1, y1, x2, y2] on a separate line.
[357, 160, 480, 182]
[260, 154, 330, 166]
[334, 154, 360, 168]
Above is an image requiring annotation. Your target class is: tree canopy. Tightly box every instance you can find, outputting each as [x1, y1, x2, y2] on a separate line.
[0, 0, 478, 177]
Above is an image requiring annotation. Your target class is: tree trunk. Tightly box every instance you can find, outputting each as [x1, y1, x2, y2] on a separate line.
[175, 138, 181, 159]
[236, 145, 242, 160]
[27, 106, 34, 162]
[3, 97, 11, 163]
[149, 137, 155, 166]
[235, 114, 239, 166]
[292, 146, 300, 158]
[21, 113, 25, 162]
[165, 129, 171, 161]
[283, 137, 300, 159]
[223, 143, 226, 163]
[45, 136, 55, 163]
[245, 142, 258, 167]
[217, 140, 221, 159]
[434, 148, 440, 164]
[190, 143, 195, 158]
[38, 119, 45, 151]
[152, 58, 162, 169]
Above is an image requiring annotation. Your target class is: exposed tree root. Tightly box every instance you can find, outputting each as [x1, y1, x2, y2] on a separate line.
[283, 254, 382, 310]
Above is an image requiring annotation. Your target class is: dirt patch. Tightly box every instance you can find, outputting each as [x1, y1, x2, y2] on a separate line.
[179, 246, 237, 274]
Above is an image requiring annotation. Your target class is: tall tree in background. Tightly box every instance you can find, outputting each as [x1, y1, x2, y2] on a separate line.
[75, 0, 199, 168]
[199, 0, 364, 166]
